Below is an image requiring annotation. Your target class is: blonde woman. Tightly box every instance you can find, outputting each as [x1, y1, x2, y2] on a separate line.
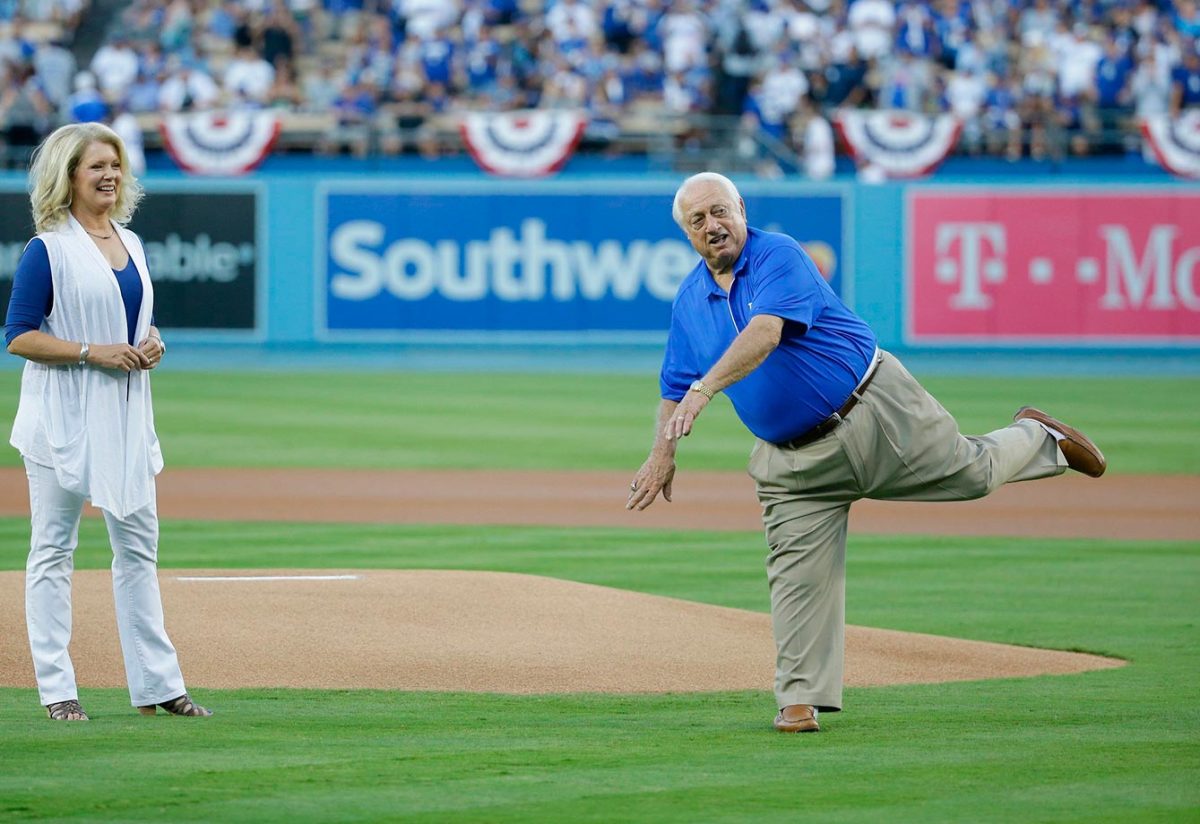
[4, 123, 211, 721]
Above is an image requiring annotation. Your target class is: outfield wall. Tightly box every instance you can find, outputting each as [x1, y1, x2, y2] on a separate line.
[2, 173, 1197, 360]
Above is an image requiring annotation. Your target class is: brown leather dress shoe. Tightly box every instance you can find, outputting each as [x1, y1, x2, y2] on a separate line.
[773, 704, 820, 733]
[1014, 406, 1106, 478]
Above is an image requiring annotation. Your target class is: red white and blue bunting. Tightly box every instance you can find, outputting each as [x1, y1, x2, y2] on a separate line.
[460, 110, 587, 177]
[160, 111, 281, 176]
[834, 109, 961, 179]
[1142, 112, 1200, 179]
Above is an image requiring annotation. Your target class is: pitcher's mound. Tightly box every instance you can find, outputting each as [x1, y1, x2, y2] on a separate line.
[0, 570, 1122, 692]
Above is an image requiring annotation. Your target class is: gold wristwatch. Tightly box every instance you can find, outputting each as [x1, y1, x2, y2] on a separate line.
[689, 380, 715, 400]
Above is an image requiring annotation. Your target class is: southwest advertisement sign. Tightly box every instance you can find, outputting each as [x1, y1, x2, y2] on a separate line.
[0, 190, 259, 332]
[320, 188, 845, 334]
[908, 190, 1200, 343]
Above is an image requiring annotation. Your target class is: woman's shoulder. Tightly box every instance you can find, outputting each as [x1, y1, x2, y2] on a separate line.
[13, 237, 51, 283]
[21, 236, 49, 263]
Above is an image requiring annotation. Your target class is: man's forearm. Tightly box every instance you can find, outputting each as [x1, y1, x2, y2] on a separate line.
[651, 399, 681, 455]
[701, 315, 783, 393]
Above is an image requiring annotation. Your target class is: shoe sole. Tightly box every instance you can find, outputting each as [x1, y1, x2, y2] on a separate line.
[1014, 406, 1106, 478]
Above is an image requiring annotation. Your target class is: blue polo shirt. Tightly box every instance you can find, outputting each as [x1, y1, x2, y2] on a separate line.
[661, 227, 876, 444]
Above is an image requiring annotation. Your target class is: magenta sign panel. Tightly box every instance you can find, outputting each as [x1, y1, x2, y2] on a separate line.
[907, 190, 1200, 343]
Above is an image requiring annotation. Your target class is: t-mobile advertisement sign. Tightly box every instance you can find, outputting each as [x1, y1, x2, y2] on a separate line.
[907, 191, 1200, 343]
[0, 190, 258, 332]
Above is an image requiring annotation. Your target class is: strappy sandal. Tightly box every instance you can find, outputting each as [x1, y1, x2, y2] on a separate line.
[46, 699, 89, 721]
[138, 693, 213, 717]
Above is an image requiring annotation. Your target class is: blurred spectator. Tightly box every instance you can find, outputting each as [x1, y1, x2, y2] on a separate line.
[848, 0, 896, 61]
[266, 56, 304, 109]
[402, 0, 460, 41]
[1057, 92, 1098, 156]
[159, 0, 193, 55]
[1131, 49, 1171, 122]
[659, 0, 707, 74]
[1176, 0, 1200, 39]
[33, 36, 74, 107]
[1019, 0, 1059, 48]
[983, 72, 1023, 161]
[1170, 42, 1200, 113]
[224, 43, 276, 106]
[881, 48, 935, 111]
[792, 94, 834, 180]
[125, 66, 163, 114]
[944, 68, 987, 150]
[318, 75, 378, 157]
[783, 0, 828, 72]
[743, 0, 784, 53]
[303, 57, 342, 112]
[1019, 40, 1058, 159]
[90, 36, 140, 100]
[712, 14, 761, 116]
[261, 7, 299, 68]
[1095, 36, 1133, 145]
[0, 58, 53, 162]
[1057, 24, 1103, 101]
[761, 50, 808, 121]
[462, 28, 500, 97]
[541, 55, 588, 107]
[547, 0, 596, 44]
[66, 69, 107, 122]
[158, 59, 220, 111]
[601, 0, 636, 53]
[111, 105, 146, 174]
[819, 46, 869, 108]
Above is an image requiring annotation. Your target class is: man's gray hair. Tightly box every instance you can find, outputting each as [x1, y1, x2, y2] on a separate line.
[671, 172, 741, 229]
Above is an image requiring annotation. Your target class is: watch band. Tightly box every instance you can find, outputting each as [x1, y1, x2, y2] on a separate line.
[690, 380, 715, 400]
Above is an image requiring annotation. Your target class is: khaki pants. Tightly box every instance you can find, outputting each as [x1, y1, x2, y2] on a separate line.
[747, 351, 1066, 712]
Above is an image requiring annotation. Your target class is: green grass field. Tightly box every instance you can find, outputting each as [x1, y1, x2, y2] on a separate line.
[1, 372, 1197, 822]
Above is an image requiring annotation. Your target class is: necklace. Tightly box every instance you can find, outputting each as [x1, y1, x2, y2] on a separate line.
[85, 229, 114, 240]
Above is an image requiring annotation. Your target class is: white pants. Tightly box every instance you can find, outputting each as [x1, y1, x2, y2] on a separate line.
[24, 459, 186, 707]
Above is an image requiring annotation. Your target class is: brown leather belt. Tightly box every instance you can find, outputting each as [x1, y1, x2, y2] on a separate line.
[776, 352, 884, 451]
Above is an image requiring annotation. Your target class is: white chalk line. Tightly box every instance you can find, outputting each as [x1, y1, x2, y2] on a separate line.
[174, 575, 362, 582]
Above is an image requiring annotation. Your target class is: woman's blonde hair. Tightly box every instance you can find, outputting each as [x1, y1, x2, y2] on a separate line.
[28, 123, 144, 233]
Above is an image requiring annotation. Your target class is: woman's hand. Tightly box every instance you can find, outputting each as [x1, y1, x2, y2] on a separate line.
[138, 333, 165, 369]
[87, 343, 151, 372]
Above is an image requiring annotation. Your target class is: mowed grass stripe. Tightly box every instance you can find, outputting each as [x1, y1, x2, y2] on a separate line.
[0, 371, 1195, 473]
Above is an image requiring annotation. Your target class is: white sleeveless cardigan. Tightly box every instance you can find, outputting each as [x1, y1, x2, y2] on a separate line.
[10, 214, 163, 519]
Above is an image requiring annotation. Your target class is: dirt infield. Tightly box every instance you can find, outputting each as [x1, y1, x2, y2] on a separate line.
[0, 569, 1124, 693]
[1, 467, 1182, 693]
[2, 468, 1195, 541]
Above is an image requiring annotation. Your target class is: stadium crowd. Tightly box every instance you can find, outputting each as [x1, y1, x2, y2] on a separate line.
[2, 0, 1200, 171]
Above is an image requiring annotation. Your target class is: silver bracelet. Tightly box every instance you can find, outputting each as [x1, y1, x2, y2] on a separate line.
[151, 335, 166, 354]
[78, 342, 89, 366]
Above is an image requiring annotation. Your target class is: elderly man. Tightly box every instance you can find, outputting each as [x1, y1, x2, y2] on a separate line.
[627, 172, 1105, 733]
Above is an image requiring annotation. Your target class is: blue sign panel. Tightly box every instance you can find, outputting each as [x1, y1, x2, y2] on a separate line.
[322, 189, 844, 333]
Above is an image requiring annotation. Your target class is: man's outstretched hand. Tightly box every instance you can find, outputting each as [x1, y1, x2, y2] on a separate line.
[627, 453, 676, 510]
